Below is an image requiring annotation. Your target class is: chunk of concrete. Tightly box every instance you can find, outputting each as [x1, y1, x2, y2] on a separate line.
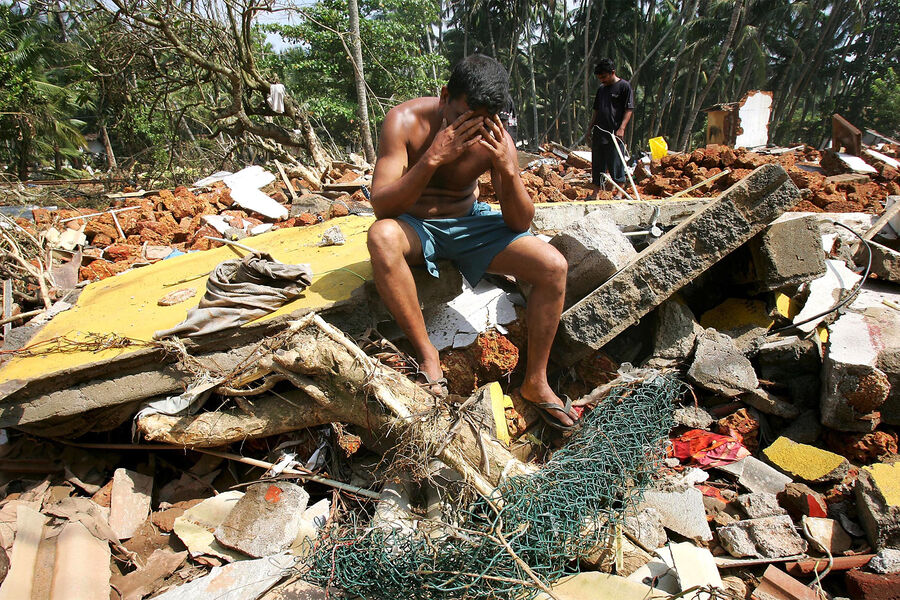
[777, 483, 828, 520]
[822, 310, 891, 431]
[673, 405, 714, 430]
[638, 486, 712, 542]
[549, 212, 638, 307]
[258, 578, 331, 600]
[215, 482, 309, 558]
[869, 548, 900, 574]
[801, 516, 852, 555]
[746, 215, 826, 292]
[109, 468, 153, 540]
[651, 299, 703, 360]
[856, 240, 900, 284]
[736, 493, 786, 519]
[687, 329, 759, 397]
[856, 462, 900, 551]
[740, 388, 800, 419]
[151, 553, 295, 600]
[173, 491, 246, 562]
[556, 164, 801, 363]
[716, 456, 793, 495]
[624, 507, 668, 550]
[792, 259, 862, 333]
[763, 436, 850, 484]
[717, 515, 808, 558]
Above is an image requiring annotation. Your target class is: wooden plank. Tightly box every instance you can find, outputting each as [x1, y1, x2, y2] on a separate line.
[2, 280, 11, 339]
[274, 160, 300, 203]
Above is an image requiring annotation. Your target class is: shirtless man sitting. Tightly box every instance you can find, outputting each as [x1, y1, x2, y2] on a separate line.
[367, 54, 577, 430]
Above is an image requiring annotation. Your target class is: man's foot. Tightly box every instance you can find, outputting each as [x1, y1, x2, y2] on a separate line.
[520, 380, 579, 429]
[415, 356, 447, 399]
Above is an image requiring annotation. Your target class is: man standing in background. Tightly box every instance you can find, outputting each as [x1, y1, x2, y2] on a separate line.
[587, 58, 634, 199]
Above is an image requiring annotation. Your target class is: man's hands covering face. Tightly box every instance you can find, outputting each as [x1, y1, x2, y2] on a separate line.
[478, 115, 516, 177]
[424, 110, 484, 167]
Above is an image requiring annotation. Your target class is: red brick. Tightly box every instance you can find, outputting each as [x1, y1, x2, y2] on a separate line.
[845, 569, 900, 600]
[104, 244, 139, 262]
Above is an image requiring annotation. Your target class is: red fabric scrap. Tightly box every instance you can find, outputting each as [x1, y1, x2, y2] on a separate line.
[670, 428, 750, 468]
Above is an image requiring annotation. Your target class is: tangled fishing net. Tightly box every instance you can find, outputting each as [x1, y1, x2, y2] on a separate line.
[303, 374, 684, 599]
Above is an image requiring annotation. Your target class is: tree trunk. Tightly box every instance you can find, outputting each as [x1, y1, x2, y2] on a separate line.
[100, 124, 118, 170]
[348, 0, 376, 163]
[678, 0, 745, 151]
[525, 9, 540, 147]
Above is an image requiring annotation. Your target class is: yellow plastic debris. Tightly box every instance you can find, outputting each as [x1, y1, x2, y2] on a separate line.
[649, 136, 668, 161]
[763, 437, 846, 482]
[0, 216, 375, 386]
[816, 323, 829, 345]
[488, 382, 514, 445]
[700, 298, 774, 331]
[865, 463, 900, 507]
[774, 292, 802, 319]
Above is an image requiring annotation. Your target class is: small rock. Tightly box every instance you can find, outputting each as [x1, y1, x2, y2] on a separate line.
[869, 549, 900, 574]
[687, 329, 759, 397]
[717, 515, 808, 558]
[777, 483, 828, 520]
[735, 492, 786, 519]
[801, 516, 852, 554]
[673, 405, 714, 429]
[652, 299, 703, 361]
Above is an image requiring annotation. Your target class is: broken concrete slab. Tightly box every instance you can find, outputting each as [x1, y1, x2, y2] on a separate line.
[49, 520, 111, 600]
[638, 486, 712, 541]
[856, 462, 900, 551]
[172, 491, 246, 562]
[673, 405, 715, 429]
[745, 215, 826, 292]
[735, 493, 786, 519]
[869, 548, 900, 574]
[687, 329, 759, 396]
[763, 436, 850, 484]
[557, 164, 800, 363]
[531, 198, 710, 236]
[624, 507, 667, 550]
[856, 239, 900, 284]
[421, 278, 518, 350]
[698, 298, 772, 355]
[0, 506, 46, 600]
[717, 514, 808, 558]
[151, 553, 294, 600]
[716, 456, 793, 495]
[657, 541, 724, 600]
[109, 468, 153, 540]
[650, 298, 703, 361]
[549, 211, 637, 307]
[792, 259, 862, 333]
[214, 482, 309, 558]
[801, 516, 852, 555]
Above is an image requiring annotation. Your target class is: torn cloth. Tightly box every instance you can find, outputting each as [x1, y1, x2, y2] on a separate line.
[154, 252, 311, 339]
[669, 428, 750, 468]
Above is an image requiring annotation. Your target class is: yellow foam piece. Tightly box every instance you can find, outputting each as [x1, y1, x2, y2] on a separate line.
[816, 324, 829, 345]
[774, 292, 802, 319]
[488, 382, 514, 445]
[865, 463, 900, 507]
[763, 437, 845, 481]
[700, 298, 774, 331]
[0, 216, 375, 387]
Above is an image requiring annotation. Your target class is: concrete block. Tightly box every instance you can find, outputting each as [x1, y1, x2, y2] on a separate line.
[532, 199, 710, 236]
[549, 212, 637, 307]
[792, 259, 862, 333]
[556, 164, 801, 364]
[717, 515, 808, 558]
[687, 329, 759, 397]
[757, 336, 821, 382]
[740, 388, 800, 419]
[801, 516, 852, 554]
[736, 493, 786, 519]
[151, 553, 294, 600]
[870, 549, 900, 574]
[747, 216, 826, 292]
[109, 468, 153, 540]
[651, 298, 703, 360]
[845, 569, 900, 600]
[856, 240, 900, 284]
[763, 436, 850, 484]
[638, 486, 712, 542]
[624, 507, 668, 550]
[214, 482, 310, 558]
[856, 463, 900, 551]
[716, 456, 793, 495]
[777, 483, 828, 520]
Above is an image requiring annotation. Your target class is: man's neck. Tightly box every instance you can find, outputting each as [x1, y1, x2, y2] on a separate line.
[606, 75, 620, 86]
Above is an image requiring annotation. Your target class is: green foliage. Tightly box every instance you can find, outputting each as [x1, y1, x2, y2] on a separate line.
[271, 0, 445, 145]
[865, 68, 900, 138]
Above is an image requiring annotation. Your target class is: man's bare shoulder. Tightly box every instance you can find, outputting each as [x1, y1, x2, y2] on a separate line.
[384, 97, 439, 132]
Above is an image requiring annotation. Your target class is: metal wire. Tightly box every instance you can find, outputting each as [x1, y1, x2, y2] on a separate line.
[301, 375, 683, 599]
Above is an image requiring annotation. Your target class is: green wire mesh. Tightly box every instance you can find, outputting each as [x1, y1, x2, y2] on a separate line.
[304, 374, 683, 599]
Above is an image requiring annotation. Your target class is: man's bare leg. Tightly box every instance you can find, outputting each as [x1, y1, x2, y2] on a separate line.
[367, 219, 443, 388]
[487, 236, 576, 427]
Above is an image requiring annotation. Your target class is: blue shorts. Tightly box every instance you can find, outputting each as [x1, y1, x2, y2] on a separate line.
[398, 201, 532, 286]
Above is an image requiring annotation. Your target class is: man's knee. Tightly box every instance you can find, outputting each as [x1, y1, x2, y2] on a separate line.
[524, 243, 568, 288]
[367, 219, 405, 262]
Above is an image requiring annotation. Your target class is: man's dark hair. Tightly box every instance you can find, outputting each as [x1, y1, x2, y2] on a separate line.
[594, 58, 616, 75]
[447, 54, 509, 115]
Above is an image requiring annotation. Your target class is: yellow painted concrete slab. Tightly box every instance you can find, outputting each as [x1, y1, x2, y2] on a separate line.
[763, 436, 846, 482]
[864, 463, 900, 507]
[700, 298, 774, 331]
[0, 216, 375, 387]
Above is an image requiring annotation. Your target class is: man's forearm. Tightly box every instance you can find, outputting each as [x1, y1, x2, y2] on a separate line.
[370, 157, 439, 219]
[617, 109, 634, 135]
[496, 169, 534, 233]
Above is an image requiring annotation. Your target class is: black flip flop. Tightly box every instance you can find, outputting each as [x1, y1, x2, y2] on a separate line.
[532, 395, 578, 432]
[415, 371, 449, 399]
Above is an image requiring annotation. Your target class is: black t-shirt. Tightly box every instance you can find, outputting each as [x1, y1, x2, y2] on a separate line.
[593, 79, 635, 142]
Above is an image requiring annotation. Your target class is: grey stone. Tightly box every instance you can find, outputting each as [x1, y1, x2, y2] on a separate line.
[624, 507, 668, 550]
[152, 553, 294, 600]
[532, 199, 710, 236]
[747, 215, 826, 292]
[556, 164, 801, 364]
[758, 336, 821, 382]
[855, 465, 900, 551]
[290, 193, 332, 216]
[687, 329, 759, 397]
[740, 388, 800, 419]
[716, 515, 808, 558]
[214, 482, 309, 558]
[651, 299, 703, 360]
[222, 227, 247, 241]
[716, 456, 793, 495]
[779, 410, 822, 444]
[549, 212, 638, 307]
[673, 405, 714, 429]
[855, 240, 900, 284]
[869, 549, 900, 574]
[638, 487, 712, 542]
[735, 493, 786, 519]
